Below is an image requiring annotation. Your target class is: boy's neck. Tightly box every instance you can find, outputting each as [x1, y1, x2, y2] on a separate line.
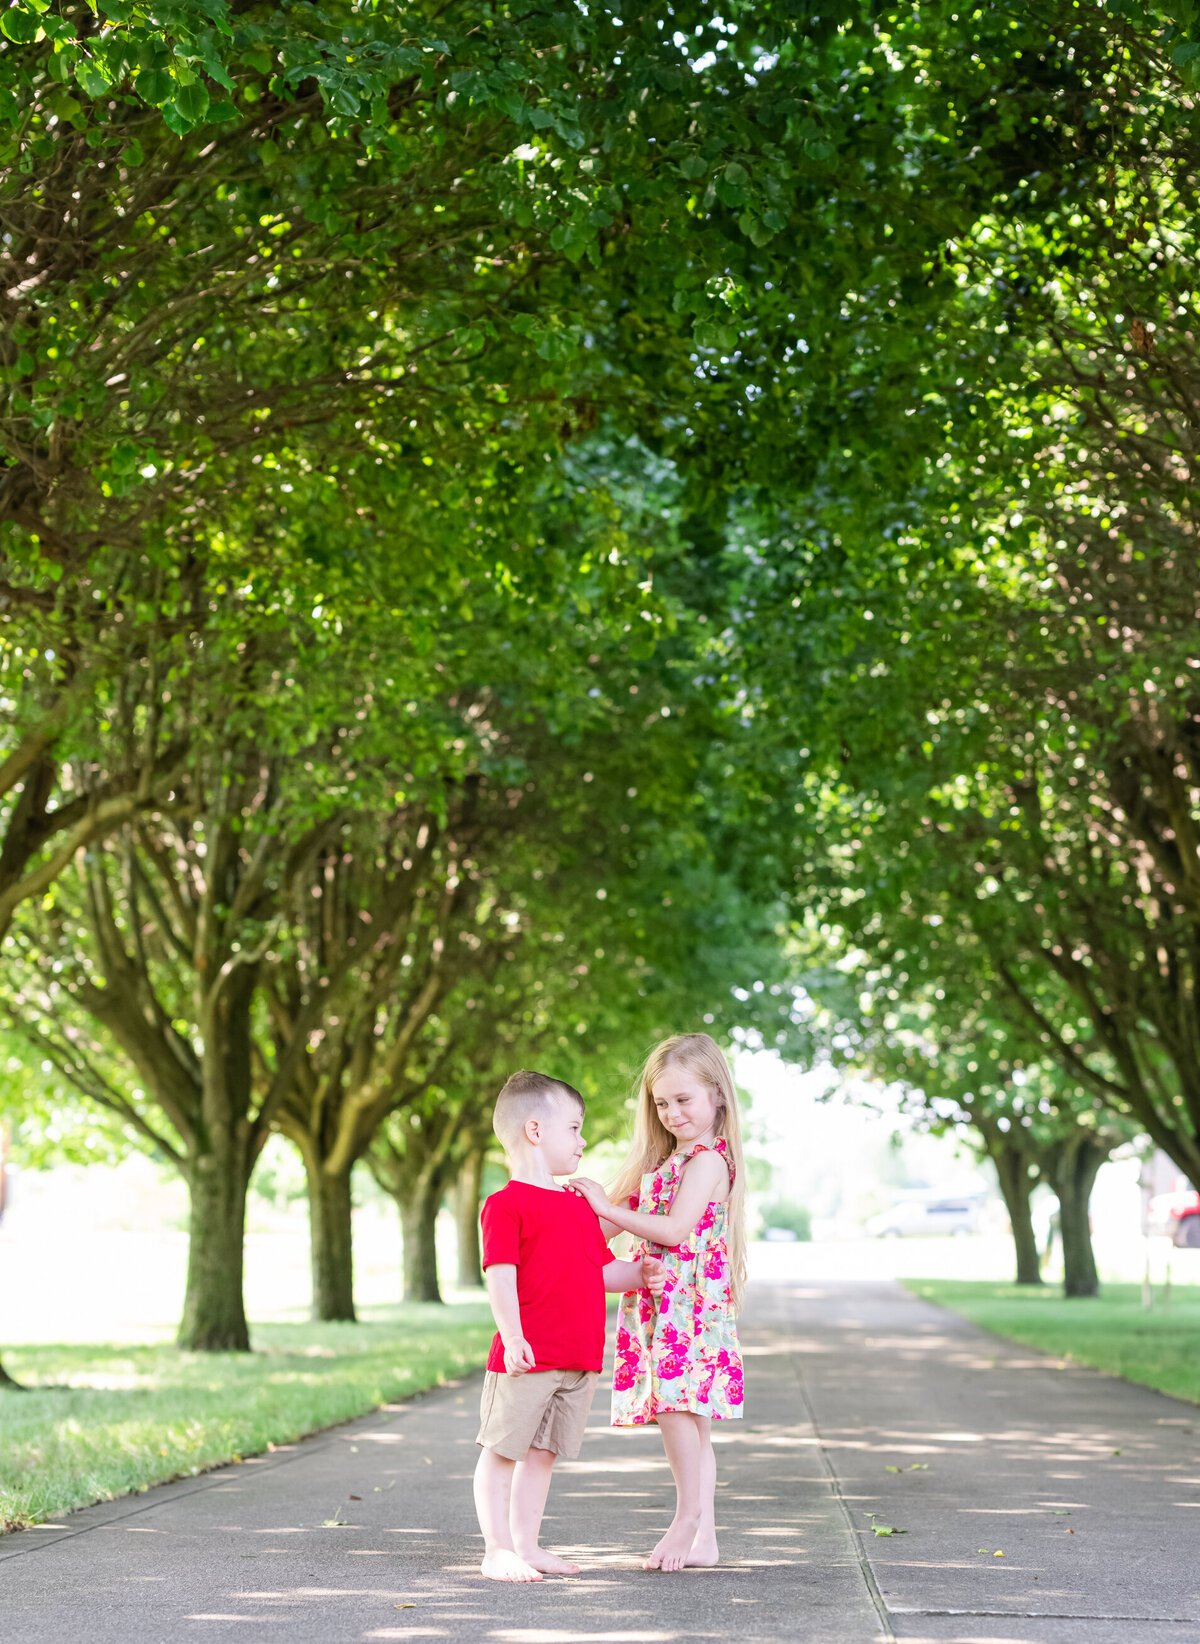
[506, 1152, 565, 1191]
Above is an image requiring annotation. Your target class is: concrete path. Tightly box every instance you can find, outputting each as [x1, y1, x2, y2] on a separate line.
[2, 1280, 1198, 1644]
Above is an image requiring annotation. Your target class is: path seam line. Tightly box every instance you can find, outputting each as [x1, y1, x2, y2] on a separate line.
[891, 1609, 1197, 1624]
[789, 1353, 896, 1642]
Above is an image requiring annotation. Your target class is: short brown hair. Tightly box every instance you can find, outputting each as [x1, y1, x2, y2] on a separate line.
[492, 1069, 584, 1153]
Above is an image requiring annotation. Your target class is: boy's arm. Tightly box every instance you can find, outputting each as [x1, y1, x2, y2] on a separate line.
[484, 1264, 536, 1375]
[603, 1256, 667, 1297]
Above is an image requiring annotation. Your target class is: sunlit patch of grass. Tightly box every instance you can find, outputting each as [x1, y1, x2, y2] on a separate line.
[906, 1279, 1200, 1405]
[0, 1300, 492, 1530]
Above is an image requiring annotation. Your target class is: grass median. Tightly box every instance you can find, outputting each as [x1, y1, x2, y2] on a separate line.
[0, 1300, 494, 1532]
[906, 1278, 1200, 1406]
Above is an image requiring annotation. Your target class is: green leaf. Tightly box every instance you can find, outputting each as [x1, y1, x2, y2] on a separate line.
[1, 9, 42, 43]
[74, 58, 110, 97]
[738, 211, 775, 247]
[133, 68, 172, 105]
[694, 320, 738, 352]
[171, 81, 211, 124]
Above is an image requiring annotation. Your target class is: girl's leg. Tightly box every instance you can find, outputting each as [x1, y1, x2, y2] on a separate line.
[510, 1447, 580, 1574]
[646, 1411, 704, 1571]
[686, 1416, 719, 1567]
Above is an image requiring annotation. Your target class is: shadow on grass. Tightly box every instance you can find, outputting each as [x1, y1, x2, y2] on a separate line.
[1, 1300, 494, 1530]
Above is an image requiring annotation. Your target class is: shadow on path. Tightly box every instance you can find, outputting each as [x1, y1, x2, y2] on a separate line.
[3, 1280, 1198, 1644]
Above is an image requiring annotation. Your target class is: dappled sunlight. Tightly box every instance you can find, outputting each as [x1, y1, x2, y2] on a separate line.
[554, 1457, 668, 1475]
[891, 1637, 1052, 1644]
[364, 1631, 451, 1640]
[486, 1632, 687, 1642]
[185, 1615, 288, 1623]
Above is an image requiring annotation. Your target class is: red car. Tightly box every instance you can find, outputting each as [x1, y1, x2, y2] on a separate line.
[1150, 1190, 1200, 1247]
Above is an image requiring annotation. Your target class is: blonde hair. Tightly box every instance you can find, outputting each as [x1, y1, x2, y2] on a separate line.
[610, 1033, 747, 1311]
[493, 1069, 584, 1155]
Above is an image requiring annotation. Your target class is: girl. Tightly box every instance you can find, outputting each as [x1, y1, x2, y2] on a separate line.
[568, 1032, 745, 1572]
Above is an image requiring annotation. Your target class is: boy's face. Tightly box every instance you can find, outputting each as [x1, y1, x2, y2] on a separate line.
[528, 1092, 586, 1177]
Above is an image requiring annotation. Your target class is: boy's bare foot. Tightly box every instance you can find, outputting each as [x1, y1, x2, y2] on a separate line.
[480, 1550, 543, 1582]
[684, 1533, 719, 1567]
[520, 1549, 580, 1575]
[644, 1519, 700, 1572]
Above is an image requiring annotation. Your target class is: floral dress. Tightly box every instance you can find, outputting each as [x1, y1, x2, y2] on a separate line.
[611, 1138, 743, 1426]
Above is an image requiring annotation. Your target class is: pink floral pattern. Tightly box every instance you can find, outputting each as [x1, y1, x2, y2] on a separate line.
[611, 1138, 743, 1426]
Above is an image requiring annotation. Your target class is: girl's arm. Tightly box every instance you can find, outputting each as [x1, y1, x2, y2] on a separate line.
[570, 1151, 728, 1248]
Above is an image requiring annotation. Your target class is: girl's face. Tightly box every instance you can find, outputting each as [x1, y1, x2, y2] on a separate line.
[651, 1064, 721, 1146]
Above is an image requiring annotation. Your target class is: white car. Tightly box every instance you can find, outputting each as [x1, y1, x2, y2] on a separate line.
[865, 1195, 983, 1238]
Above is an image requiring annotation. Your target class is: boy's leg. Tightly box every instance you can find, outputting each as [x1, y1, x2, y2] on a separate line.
[473, 1447, 543, 1582]
[686, 1416, 719, 1567]
[645, 1411, 704, 1572]
[510, 1447, 579, 1574]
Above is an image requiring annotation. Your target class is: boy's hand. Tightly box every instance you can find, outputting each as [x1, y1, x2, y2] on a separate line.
[502, 1335, 536, 1375]
[567, 1175, 610, 1214]
[641, 1255, 667, 1298]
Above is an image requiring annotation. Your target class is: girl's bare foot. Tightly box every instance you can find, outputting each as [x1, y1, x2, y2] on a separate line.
[519, 1549, 580, 1575]
[480, 1550, 543, 1582]
[685, 1533, 719, 1567]
[644, 1518, 701, 1572]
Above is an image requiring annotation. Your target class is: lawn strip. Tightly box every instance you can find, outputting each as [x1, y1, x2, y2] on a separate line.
[0, 1300, 492, 1530]
[904, 1278, 1200, 1406]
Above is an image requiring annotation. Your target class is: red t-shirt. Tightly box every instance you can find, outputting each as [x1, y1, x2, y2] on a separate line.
[481, 1181, 617, 1373]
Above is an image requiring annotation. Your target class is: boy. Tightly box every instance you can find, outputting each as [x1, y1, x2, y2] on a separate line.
[473, 1068, 665, 1582]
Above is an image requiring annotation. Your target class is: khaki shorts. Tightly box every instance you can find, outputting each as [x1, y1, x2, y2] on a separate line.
[476, 1368, 599, 1461]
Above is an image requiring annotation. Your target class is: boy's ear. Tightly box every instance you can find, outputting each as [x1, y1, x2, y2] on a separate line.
[523, 1114, 542, 1147]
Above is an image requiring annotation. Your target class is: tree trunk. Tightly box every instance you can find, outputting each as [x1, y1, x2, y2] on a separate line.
[1047, 1133, 1111, 1299]
[401, 1176, 444, 1304]
[455, 1148, 486, 1289]
[305, 1156, 356, 1323]
[178, 1148, 251, 1351]
[991, 1141, 1043, 1285]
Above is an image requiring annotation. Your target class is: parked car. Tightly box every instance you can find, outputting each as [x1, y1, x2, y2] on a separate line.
[1148, 1189, 1200, 1248]
[865, 1194, 984, 1238]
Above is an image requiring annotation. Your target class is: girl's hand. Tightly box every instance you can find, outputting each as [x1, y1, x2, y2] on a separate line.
[567, 1175, 612, 1215]
[640, 1255, 667, 1298]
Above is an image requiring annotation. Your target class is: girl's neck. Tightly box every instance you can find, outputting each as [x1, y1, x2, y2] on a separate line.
[674, 1129, 718, 1155]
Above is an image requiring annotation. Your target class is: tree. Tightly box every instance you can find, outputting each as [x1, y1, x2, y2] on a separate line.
[709, 5, 1200, 1197]
[0, 0, 932, 936]
[798, 945, 1135, 1295]
[366, 845, 798, 1303]
[1, 571, 517, 1347]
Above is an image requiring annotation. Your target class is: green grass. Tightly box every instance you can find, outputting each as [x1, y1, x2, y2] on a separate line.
[0, 1301, 493, 1532]
[906, 1279, 1200, 1406]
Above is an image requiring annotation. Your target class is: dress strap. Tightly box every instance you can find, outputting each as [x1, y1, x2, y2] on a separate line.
[682, 1137, 735, 1183]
